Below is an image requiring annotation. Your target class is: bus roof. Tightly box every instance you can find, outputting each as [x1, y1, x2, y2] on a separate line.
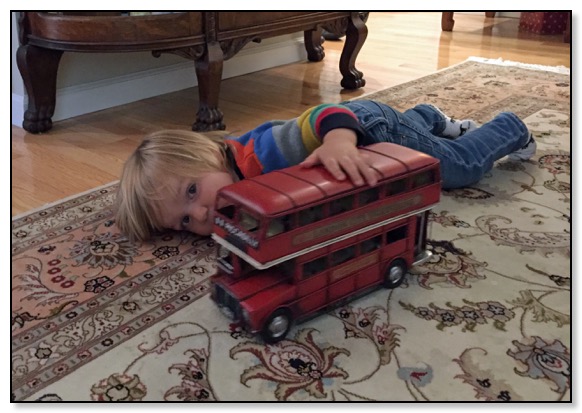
[218, 142, 439, 216]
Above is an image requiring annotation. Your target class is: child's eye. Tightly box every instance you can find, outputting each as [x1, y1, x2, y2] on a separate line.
[182, 216, 190, 226]
[187, 184, 197, 196]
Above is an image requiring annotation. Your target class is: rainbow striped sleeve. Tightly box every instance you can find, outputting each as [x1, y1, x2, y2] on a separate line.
[228, 103, 366, 178]
[297, 104, 364, 151]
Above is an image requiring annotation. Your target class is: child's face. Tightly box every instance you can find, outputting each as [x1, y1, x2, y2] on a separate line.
[155, 171, 234, 236]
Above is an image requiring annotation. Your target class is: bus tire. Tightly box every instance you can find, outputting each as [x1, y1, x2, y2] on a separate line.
[261, 308, 293, 344]
[383, 259, 407, 289]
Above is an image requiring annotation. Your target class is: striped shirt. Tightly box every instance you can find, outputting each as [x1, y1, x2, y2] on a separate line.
[227, 103, 366, 178]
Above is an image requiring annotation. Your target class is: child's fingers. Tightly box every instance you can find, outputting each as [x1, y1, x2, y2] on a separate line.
[300, 153, 320, 167]
[322, 158, 346, 181]
[302, 151, 375, 186]
[340, 155, 376, 186]
[337, 157, 364, 186]
[357, 153, 378, 186]
[360, 165, 379, 186]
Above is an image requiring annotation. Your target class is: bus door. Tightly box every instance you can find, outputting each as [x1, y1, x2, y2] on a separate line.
[414, 211, 429, 257]
[355, 235, 382, 289]
[327, 245, 358, 302]
[296, 255, 328, 314]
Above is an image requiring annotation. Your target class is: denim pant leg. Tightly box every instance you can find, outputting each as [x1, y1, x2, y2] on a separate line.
[439, 112, 530, 188]
[401, 104, 448, 136]
[344, 101, 530, 189]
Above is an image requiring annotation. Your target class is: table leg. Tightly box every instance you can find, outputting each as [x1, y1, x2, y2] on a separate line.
[564, 12, 571, 43]
[442, 12, 455, 31]
[340, 12, 366, 89]
[193, 41, 225, 131]
[304, 27, 325, 62]
[16, 45, 63, 133]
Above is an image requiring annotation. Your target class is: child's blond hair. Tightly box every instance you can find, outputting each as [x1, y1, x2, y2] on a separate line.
[115, 129, 230, 241]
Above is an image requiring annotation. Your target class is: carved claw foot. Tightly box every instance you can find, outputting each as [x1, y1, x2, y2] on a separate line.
[341, 69, 366, 89]
[22, 108, 54, 133]
[192, 106, 226, 132]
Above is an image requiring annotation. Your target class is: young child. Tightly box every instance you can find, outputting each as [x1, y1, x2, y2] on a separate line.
[115, 101, 535, 241]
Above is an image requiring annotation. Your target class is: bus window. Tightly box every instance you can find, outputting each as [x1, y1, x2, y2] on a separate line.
[266, 215, 292, 238]
[240, 210, 260, 233]
[359, 187, 379, 206]
[217, 204, 236, 219]
[298, 204, 325, 226]
[303, 256, 327, 278]
[361, 235, 382, 254]
[330, 195, 354, 215]
[238, 255, 255, 275]
[278, 259, 295, 278]
[332, 246, 356, 266]
[387, 226, 407, 244]
[412, 170, 435, 188]
[386, 179, 406, 196]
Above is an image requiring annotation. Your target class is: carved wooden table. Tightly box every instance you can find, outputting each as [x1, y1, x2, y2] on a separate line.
[16, 12, 368, 133]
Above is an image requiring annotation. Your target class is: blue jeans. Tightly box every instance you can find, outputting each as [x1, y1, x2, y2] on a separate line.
[344, 101, 530, 189]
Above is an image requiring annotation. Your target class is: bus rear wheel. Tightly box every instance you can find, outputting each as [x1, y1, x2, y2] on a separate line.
[261, 308, 292, 344]
[383, 259, 407, 289]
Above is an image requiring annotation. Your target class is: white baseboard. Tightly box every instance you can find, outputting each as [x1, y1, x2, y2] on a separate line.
[457, 12, 521, 19]
[12, 36, 307, 126]
[12, 93, 24, 127]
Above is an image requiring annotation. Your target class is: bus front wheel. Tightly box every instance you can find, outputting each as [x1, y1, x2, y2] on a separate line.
[383, 259, 407, 289]
[261, 308, 293, 344]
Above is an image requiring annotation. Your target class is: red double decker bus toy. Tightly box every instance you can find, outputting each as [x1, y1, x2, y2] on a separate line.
[210, 142, 441, 343]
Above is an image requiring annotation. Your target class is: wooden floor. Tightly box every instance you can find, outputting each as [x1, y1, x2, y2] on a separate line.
[11, 12, 571, 216]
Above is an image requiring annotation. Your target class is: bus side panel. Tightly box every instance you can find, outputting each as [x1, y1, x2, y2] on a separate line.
[296, 273, 327, 298]
[356, 261, 381, 289]
[383, 239, 409, 270]
[328, 276, 355, 303]
[327, 251, 379, 302]
[253, 188, 436, 265]
[389, 217, 415, 264]
[243, 284, 297, 333]
[422, 182, 441, 206]
[296, 288, 327, 315]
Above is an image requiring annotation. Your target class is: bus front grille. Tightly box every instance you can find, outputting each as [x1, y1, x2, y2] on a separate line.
[215, 284, 242, 321]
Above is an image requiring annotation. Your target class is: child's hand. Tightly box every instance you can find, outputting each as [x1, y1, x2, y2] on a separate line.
[300, 128, 378, 186]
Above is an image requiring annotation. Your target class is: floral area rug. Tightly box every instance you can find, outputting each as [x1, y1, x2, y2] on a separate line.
[11, 58, 571, 402]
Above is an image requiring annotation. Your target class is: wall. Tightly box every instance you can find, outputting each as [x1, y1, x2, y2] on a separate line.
[459, 11, 521, 18]
[11, 13, 25, 126]
[11, 12, 307, 126]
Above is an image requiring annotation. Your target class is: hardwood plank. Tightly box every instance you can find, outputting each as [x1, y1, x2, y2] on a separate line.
[11, 12, 570, 216]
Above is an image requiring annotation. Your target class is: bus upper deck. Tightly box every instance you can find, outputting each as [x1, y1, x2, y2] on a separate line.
[212, 142, 441, 269]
